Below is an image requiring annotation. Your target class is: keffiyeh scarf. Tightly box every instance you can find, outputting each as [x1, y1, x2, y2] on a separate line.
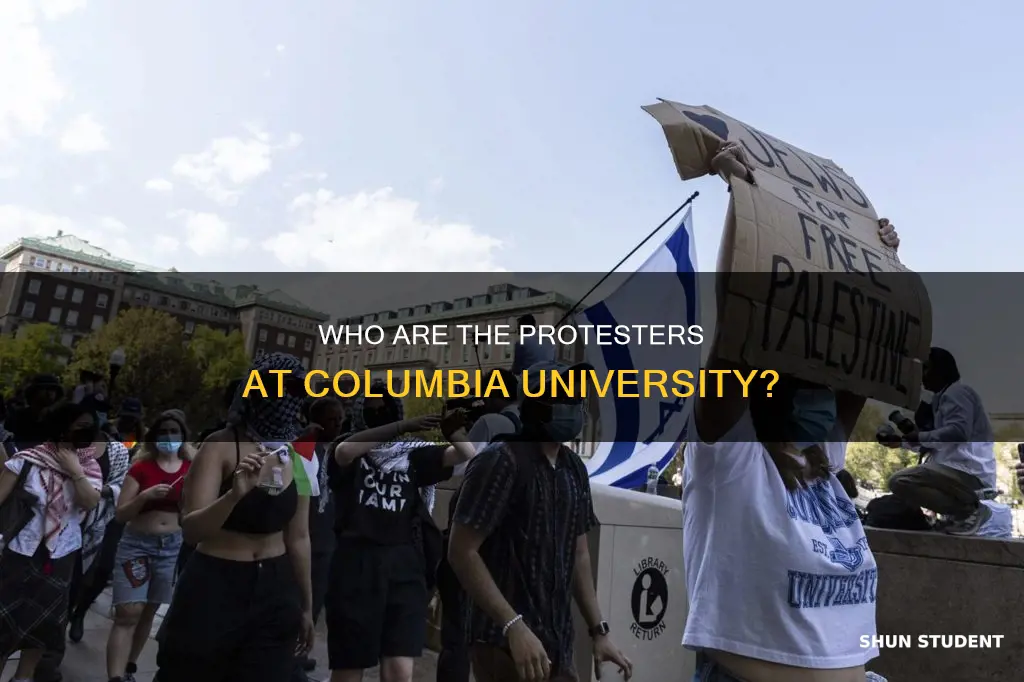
[228, 352, 319, 497]
[17, 443, 103, 553]
[81, 439, 130, 571]
[348, 389, 437, 513]
[229, 352, 306, 443]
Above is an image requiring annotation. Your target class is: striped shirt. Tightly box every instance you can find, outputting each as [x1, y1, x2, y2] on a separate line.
[453, 440, 598, 679]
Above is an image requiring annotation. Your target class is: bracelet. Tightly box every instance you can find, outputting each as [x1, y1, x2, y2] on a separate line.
[501, 614, 523, 637]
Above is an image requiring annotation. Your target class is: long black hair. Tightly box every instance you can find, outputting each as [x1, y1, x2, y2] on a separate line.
[40, 401, 96, 444]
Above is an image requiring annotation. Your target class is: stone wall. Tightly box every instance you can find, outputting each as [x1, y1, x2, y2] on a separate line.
[866, 529, 1024, 681]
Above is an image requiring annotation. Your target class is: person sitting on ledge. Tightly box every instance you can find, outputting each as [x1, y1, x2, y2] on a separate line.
[881, 347, 996, 536]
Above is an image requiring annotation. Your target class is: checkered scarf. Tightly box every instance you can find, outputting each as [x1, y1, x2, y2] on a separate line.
[348, 387, 436, 513]
[17, 442, 102, 553]
[229, 353, 307, 443]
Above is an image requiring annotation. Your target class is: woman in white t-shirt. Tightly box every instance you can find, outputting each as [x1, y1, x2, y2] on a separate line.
[684, 144, 899, 682]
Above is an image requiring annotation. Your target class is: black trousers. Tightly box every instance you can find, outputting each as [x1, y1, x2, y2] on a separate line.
[156, 552, 302, 682]
[435, 554, 471, 682]
[289, 546, 334, 680]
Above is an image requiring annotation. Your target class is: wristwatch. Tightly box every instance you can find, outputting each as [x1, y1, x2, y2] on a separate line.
[588, 621, 610, 638]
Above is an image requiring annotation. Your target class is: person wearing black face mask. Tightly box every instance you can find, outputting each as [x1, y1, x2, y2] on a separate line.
[448, 361, 633, 682]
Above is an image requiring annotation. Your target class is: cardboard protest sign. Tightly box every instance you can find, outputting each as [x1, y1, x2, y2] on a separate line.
[643, 99, 932, 407]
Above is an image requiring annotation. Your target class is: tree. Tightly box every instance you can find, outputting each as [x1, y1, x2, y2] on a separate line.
[0, 323, 72, 396]
[65, 308, 204, 420]
[842, 402, 916, 491]
[188, 325, 250, 393]
[404, 394, 445, 443]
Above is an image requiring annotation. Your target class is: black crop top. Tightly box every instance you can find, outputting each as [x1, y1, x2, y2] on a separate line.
[219, 431, 298, 535]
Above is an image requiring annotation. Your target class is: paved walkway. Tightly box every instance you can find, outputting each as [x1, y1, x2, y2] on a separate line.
[2, 590, 444, 682]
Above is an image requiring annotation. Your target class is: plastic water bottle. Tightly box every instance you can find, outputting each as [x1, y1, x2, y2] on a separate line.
[646, 465, 659, 495]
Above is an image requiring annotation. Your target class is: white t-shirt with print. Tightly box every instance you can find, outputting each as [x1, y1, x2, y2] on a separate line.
[681, 411, 879, 668]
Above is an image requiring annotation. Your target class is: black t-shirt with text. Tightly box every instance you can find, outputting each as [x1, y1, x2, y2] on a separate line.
[330, 444, 452, 545]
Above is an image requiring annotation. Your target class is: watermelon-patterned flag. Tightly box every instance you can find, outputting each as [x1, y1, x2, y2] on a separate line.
[288, 438, 320, 497]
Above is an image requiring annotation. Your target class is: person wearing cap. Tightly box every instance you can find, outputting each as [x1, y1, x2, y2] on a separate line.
[7, 374, 65, 449]
[115, 399, 145, 452]
[448, 361, 632, 682]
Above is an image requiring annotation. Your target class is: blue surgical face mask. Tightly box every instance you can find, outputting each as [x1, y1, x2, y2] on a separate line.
[540, 403, 585, 443]
[156, 438, 182, 455]
[789, 388, 837, 450]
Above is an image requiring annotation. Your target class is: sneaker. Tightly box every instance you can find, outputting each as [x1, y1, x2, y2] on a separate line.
[944, 505, 992, 536]
[124, 661, 137, 682]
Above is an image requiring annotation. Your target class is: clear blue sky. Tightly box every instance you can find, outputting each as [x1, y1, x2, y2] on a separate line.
[1, 0, 1020, 277]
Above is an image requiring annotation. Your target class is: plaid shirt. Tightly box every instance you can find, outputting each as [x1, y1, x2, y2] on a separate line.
[453, 441, 598, 678]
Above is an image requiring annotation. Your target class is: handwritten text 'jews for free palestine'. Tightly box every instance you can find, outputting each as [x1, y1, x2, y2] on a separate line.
[242, 368, 783, 400]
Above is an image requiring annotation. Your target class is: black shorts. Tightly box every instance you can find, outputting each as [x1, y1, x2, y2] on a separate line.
[325, 539, 427, 670]
[155, 551, 302, 682]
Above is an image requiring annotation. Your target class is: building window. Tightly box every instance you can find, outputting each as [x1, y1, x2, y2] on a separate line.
[61, 333, 74, 347]
[259, 329, 267, 342]
[302, 357, 310, 369]
[55, 285, 67, 300]
[287, 335, 296, 349]
[419, 345, 428, 359]
[483, 345, 491, 360]
[27, 279, 41, 295]
[403, 347, 411, 360]
[256, 347, 265, 357]
[504, 343, 513, 359]
[444, 346, 451, 364]
[158, 296, 169, 306]
[367, 350, 375, 364]
[22, 301, 36, 318]
[92, 315, 104, 331]
[185, 321, 195, 334]
[461, 345, 468, 362]
[276, 332, 285, 345]
[49, 307, 62, 323]
[66, 310, 79, 326]
[385, 348, 394, 361]
[96, 293, 108, 309]
[71, 288, 84, 303]
[304, 338, 313, 351]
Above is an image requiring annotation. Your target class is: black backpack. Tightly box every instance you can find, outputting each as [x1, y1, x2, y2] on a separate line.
[863, 494, 932, 531]
[0, 461, 36, 546]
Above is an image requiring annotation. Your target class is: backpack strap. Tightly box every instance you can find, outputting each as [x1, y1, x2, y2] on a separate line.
[14, 459, 33, 488]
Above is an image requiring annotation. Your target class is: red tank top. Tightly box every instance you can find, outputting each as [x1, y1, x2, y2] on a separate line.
[127, 458, 191, 514]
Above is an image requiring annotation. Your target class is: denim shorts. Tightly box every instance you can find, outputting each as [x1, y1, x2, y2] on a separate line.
[111, 528, 182, 606]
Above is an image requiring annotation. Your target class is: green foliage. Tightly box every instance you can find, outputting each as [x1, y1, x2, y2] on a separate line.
[65, 308, 204, 422]
[0, 323, 71, 396]
[188, 325, 250, 392]
[404, 394, 445, 442]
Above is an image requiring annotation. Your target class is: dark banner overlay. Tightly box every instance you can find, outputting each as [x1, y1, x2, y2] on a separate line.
[0, 271, 1019, 445]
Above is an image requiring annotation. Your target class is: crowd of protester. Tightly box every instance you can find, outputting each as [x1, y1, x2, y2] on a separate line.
[0, 191, 1018, 682]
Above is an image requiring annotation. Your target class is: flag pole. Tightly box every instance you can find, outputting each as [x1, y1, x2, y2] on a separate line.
[555, 191, 699, 327]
